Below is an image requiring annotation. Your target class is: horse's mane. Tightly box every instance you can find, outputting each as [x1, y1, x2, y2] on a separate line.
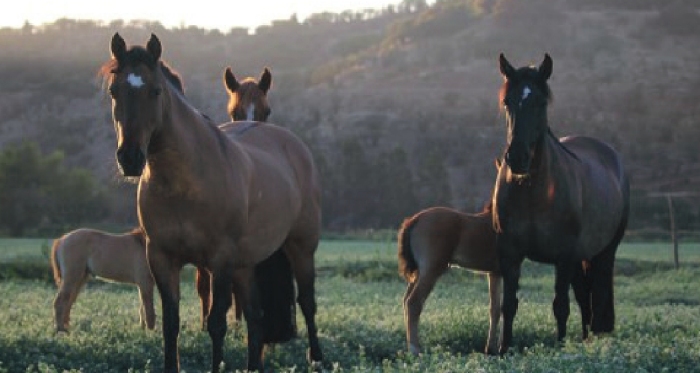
[97, 46, 185, 94]
[498, 66, 552, 108]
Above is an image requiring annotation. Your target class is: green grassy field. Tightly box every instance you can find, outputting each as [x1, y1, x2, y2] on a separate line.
[0, 238, 698, 372]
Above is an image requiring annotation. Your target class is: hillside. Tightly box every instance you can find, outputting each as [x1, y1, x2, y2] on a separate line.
[0, 0, 699, 233]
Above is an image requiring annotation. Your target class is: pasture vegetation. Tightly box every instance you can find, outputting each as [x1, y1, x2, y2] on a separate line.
[0, 239, 698, 372]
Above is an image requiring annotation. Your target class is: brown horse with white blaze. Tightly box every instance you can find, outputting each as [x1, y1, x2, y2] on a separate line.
[398, 205, 501, 355]
[98, 33, 323, 372]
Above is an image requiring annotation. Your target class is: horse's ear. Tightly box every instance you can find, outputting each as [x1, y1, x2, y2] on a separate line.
[539, 53, 553, 81]
[259, 67, 272, 94]
[499, 53, 516, 81]
[224, 67, 239, 93]
[146, 33, 162, 61]
[110, 32, 127, 61]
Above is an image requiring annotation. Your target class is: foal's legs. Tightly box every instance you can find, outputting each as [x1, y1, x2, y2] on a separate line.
[137, 280, 156, 330]
[552, 261, 576, 341]
[485, 273, 502, 355]
[53, 269, 88, 332]
[403, 271, 441, 356]
[284, 238, 323, 365]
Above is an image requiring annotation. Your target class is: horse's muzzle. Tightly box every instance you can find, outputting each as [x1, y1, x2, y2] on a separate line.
[116, 145, 146, 177]
[505, 146, 532, 176]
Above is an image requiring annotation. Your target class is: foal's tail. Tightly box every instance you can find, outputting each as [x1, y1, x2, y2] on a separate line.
[255, 247, 297, 344]
[50, 237, 63, 287]
[397, 214, 419, 283]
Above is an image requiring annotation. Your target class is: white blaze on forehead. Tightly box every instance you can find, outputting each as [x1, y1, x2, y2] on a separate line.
[127, 73, 144, 88]
[522, 86, 531, 100]
[246, 104, 255, 121]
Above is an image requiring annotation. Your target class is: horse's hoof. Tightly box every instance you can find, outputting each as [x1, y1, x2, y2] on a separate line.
[55, 329, 69, 336]
[307, 349, 324, 371]
[309, 359, 325, 372]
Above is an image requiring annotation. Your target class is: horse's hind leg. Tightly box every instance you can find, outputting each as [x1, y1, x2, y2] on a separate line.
[284, 239, 323, 366]
[553, 261, 576, 342]
[53, 285, 73, 332]
[404, 271, 440, 356]
[53, 273, 87, 332]
[402, 281, 417, 353]
[571, 261, 591, 340]
[590, 241, 618, 334]
[485, 273, 502, 355]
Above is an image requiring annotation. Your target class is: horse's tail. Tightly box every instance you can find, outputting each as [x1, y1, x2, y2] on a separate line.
[50, 237, 63, 287]
[397, 214, 420, 283]
[255, 247, 297, 344]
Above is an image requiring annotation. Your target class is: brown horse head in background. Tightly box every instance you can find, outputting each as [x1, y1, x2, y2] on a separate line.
[224, 67, 272, 121]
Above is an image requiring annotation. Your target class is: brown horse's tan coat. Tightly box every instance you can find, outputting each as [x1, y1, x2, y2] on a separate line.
[398, 206, 501, 355]
[51, 228, 155, 332]
[100, 33, 322, 373]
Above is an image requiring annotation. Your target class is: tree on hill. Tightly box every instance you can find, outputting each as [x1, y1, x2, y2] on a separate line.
[0, 141, 107, 237]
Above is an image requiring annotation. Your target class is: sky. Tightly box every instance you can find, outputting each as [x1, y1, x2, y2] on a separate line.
[1, 0, 406, 32]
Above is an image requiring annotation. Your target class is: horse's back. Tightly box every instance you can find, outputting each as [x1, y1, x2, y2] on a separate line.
[220, 121, 319, 192]
[560, 136, 626, 184]
[560, 135, 630, 257]
[55, 228, 102, 264]
[60, 229, 146, 284]
[220, 121, 321, 251]
[411, 207, 498, 273]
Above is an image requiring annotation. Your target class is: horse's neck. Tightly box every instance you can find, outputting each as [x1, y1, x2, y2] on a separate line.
[144, 87, 239, 192]
[527, 132, 579, 198]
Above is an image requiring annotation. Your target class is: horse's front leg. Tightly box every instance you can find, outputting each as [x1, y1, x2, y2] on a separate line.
[485, 273, 502, 355]
[148, 248, 182, 373]
[498, 243, 522, 355]
[553, 260, 576, 342]
[207, 266, 235, 373]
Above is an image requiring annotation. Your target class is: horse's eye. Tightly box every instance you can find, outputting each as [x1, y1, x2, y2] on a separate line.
[150, 87, 162, 97]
